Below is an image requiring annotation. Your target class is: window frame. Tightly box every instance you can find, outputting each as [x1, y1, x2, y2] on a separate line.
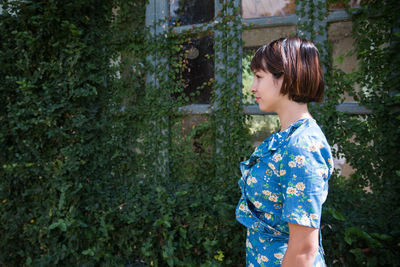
[146, 0, 372, 116]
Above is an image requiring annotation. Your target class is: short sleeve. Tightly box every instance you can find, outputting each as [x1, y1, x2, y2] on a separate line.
[279, 136, 333, 228]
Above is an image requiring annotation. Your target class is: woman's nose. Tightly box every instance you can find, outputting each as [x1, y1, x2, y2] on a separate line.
[250, 81, 257, 93]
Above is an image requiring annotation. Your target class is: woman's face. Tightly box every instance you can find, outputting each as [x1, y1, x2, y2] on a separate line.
[250, 69, 284, 113]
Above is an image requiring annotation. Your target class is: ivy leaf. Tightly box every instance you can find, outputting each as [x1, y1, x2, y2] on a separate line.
[82, 249, 95, 256]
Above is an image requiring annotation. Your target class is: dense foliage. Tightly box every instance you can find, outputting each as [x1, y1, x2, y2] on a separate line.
[0, 0, 398, 266]
[0, 0, 140, 265]
[311, 0, 400, 266]
[0, 0, 250, 265]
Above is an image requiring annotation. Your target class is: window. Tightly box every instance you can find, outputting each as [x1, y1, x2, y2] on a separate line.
[328, 0, 363, 10]
[146, 0, 369, 126]
[145, 0, 369, 171]
[169, 0, 214, 26]
[328, 20, 360, 103]
[242, 0, 296, 19]
[171, 35, 214, 104]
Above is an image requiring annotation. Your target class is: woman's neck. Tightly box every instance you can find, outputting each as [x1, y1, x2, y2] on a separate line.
[277, 101, 312, 132]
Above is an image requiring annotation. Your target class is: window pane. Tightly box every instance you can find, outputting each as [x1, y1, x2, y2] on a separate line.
[246, 115, 280, 148]
[173, 115, 213, 157]
[170, 0, 214, 26]
[171, 114, 214, 181]
[242, 0, 296, 19]
[328, 0, 364, 10]
[171, 35, 214, 104]
[328, 21, 359, 103]
[242, 25, 297, 48]
[242, 48, 256, 105]
[331, 143, 355, 179]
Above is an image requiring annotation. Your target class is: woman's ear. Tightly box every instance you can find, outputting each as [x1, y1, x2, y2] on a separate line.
[273, 74, 284, 86]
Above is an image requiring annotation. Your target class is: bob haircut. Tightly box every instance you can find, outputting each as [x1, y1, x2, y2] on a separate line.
[250, 36, 324, 103]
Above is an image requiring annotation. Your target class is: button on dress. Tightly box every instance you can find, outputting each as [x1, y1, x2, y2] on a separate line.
[236, 118, 334, 266]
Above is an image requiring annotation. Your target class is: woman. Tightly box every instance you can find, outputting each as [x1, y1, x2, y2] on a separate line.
[236, 37, 334, 267]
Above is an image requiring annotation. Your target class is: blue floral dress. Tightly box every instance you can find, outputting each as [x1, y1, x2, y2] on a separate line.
[236, 118, 334, 267]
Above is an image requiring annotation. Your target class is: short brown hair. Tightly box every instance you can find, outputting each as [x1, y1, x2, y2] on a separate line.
[250, 36, 324, 103]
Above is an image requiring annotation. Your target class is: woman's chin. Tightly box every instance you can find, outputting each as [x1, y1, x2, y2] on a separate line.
[259, 105, 272, 113]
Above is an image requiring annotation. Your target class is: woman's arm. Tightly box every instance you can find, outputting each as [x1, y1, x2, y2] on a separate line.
[281, 222, 319, 267]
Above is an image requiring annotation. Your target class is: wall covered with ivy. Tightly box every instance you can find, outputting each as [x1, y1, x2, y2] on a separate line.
[0, 0, 399, 266]
[312, 1, 400, 265]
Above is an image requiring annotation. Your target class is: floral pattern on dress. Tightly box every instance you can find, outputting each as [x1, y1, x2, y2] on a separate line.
[235, 118, 333, 266]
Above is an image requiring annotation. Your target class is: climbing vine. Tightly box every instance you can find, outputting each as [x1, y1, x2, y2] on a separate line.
[297, 0, 400, 266]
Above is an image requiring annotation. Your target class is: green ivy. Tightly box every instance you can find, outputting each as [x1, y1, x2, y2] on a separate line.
[300, 0, 400, 266]
[0, 0, 250, 265]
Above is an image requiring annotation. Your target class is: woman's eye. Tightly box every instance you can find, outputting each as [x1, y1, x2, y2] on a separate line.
[256, 75, 261, 79]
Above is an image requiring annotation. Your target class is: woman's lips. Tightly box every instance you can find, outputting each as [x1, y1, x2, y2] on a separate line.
[256, 97, 261, 102]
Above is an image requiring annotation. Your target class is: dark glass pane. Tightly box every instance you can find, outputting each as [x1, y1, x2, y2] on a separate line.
[170, 0, 214, 26]
[171, 35, 214, 104]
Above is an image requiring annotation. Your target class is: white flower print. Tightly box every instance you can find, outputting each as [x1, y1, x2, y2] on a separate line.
[272, 229, 281, 235]
[274, 253, 284, 259]
[262, 190, 271, 196]
[239, 203, 246, 211]
[268, 162, 275, 170]
[299, 215, 311, 226]
[286, 186, 297, 195]
[295, 155, 305, 165]
[308, 144, 318, 152]
[268, 194, 278, 202]
[272, 153, 282, 162]
[247, 239, 253, 249]
[316, 168, 328, 178]
[296, 182, 305, 191]
[253, 201, 262, 209]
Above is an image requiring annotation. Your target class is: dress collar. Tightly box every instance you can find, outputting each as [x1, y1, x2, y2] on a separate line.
[241, 118, 313, 174]
[259, 118, 312, 156]
[244, 118, 313, 165]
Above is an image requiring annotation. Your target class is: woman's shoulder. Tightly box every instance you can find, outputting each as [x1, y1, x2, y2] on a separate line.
[285, 118, 332, 156]
[281, 119, 334, 176]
